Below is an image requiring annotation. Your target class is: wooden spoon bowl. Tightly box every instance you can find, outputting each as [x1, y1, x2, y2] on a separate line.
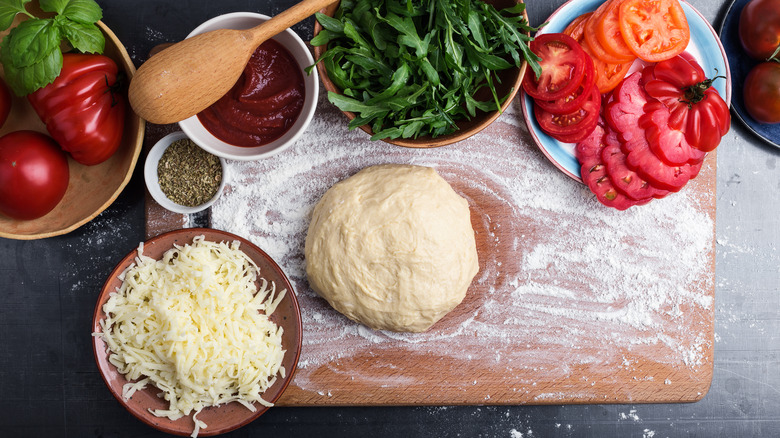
[312, 0, 530, 148]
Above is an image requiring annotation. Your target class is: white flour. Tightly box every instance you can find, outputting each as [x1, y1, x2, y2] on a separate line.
[211, 91, 715, 399]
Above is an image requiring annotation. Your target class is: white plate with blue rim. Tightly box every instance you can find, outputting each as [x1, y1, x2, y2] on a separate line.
[520, 0, 732, 183]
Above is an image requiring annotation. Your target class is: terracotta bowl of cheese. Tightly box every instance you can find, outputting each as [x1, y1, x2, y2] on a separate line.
[0, 19, 144, 240]
[91, 228, 302, 436]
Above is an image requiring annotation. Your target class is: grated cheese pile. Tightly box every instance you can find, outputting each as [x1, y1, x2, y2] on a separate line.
[97, 235, 286, 437]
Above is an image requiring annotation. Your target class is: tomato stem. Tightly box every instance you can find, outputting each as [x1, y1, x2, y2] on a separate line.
[680, 70, 725, 108]
[769, 45, 780, 63]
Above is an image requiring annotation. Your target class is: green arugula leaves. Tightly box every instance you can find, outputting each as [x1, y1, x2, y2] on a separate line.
[311, 0, 541, 141]
[0, 0, 104, 96]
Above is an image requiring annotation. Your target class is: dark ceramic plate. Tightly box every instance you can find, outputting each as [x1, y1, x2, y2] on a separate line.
[719, 0, 780, 148]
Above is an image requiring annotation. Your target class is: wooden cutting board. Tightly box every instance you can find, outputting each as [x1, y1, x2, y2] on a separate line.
[143, 97, 715, 406]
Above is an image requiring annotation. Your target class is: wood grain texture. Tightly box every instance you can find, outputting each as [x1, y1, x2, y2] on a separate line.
[145, 108, 716, 406]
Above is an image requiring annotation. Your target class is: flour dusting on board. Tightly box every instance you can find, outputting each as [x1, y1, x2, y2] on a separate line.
[211, 92, 715, 400]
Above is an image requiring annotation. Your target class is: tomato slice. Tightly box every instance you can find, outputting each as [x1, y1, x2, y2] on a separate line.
[565, 15, 632, 94]
[602, 126, 669, 201]
[596, 0, 639, 62]
[575, 123, 649, 210]
[535, 54, 595, 115]
[623, 135, 698, 192]
[523, 33, 588, 101]
[583, 2, 635, 64]
[619, 0, 690, 62]
[534, 84, 601, 142]
[640, 101, 707, 165]
[604, 71, 649, 143]
[563, 12, 592, 41]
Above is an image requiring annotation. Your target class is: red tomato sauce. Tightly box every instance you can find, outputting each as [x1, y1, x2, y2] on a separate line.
[197, 39, 305, 147]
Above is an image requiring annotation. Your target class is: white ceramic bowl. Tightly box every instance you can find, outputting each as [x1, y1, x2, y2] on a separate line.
[144, 131, 227, 214]
[178, 12, 318, 161]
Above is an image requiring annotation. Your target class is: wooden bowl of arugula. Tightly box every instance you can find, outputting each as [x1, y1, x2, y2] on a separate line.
[311, 0, 537, 148]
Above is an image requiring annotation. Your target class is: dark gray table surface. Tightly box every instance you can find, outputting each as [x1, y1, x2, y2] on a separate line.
[2, 0, 778, 436]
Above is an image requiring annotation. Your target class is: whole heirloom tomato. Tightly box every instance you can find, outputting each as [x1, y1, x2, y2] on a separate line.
[743, 61, 780, 124]
[28, 53, 125, 166]
[0, 130, 69, 220]
[643, 52, 731, 152]
[739, 0, 780, 60]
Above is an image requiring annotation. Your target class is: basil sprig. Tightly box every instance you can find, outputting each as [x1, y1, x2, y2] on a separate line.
[310, 0, 542, 141]
[0, 0, 104, 96]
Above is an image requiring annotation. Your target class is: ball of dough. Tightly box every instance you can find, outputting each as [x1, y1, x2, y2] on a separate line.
[305, 164, 479, 332]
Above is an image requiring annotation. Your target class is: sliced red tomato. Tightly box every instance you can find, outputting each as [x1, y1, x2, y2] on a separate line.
[575, 123, 649, 210]
[618, 0, 690, 62]
[563, 12, 592, 42]
[602, 126, 669, 201]
[523, 33, 588, 101]
[584, 11, 634, 64]
[643, 53, 731, 152]
[581, 40, 633, 94]
[535, 54, 595, 115]
[623, 135, 699, 192]
[640, 101, 707, 166]
[534, 84, 601, 142]
[604, 71, 649, 143]
[596, 0, 639, 62]
[565, 16, 632, 94]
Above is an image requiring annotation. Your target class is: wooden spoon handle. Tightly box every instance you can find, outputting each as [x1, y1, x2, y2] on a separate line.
[248, 0, 338, 46]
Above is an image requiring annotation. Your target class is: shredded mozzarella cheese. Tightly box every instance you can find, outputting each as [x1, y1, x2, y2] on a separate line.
[96, 236, 286, 437]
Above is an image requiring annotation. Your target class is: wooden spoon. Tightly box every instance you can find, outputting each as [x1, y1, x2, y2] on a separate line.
[128, 0, 336, 125]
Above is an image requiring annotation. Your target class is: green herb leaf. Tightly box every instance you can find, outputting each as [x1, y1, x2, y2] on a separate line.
[0, 34, 62, 95]
[58, 16, 103, 53]
[6, 18, 59, 68]
[0, 0, 30, 31]
[0, 0, 104, 95]
[310, 0, 540, 140]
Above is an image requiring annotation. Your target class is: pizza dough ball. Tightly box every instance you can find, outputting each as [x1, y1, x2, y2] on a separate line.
[305, 164, 479, 332]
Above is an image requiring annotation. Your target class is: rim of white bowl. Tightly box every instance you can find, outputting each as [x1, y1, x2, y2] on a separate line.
[178, 12, 318, 161]
[144, 131, 228, 214]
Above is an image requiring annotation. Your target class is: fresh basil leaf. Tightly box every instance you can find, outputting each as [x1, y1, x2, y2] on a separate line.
[0, 0, 30, 32]
[39, 0, 67, 14]
[59, 17, 103, 53]
[7, 18, 59, 68]
[60, 0, 102, 24]
[1, 40, 62, 95]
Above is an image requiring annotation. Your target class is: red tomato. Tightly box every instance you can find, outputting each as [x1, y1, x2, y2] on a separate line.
[604, 71, 649, 143]
[522, 33, 588, 101]
[743, 61, 780, 124]
[575, 123, 649, 210]
[28, 53, 126, 166]
[643, 53, 731, 152]
[739, 0, 780, 60]
[640, 101, 706, 166]
[623, 134, 701, 192]
[0, 130, 69, 220]
[594, 0, 638, 62]
[535, 54, 595, 115]
[534, 84, 601, 142]
[618, 0, 690, 62]
[602, 125, 669, 201]
[0, 78, 10, 129]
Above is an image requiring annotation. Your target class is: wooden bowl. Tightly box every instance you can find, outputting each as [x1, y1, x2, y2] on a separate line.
[0, 19, 145, 240]
[92, 228, 303, 436]
[312, 0, 530, 148]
